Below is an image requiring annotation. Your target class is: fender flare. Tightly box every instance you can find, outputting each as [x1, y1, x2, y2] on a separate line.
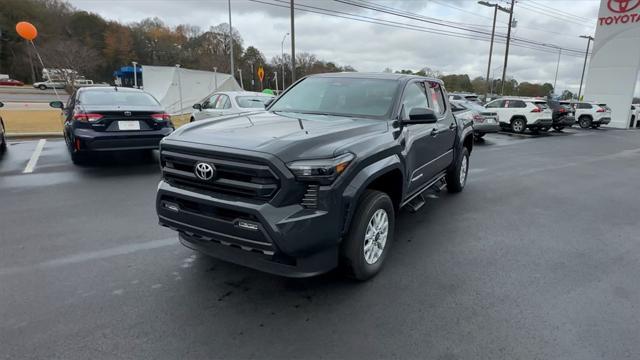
[340, 154, 404, 235]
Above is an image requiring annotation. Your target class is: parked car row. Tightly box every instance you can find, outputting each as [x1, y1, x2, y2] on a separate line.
[0, 78, 24, 86]
[449, 93, 613, 134]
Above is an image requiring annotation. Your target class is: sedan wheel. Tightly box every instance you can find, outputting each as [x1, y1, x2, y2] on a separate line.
[579, 117, 592, 129]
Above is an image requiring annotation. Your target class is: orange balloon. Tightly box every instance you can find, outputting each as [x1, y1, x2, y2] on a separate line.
[16, 21, 38, 41]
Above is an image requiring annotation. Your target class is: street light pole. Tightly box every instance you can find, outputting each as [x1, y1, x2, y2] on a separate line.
[237, 68, 244, 90]
[578, 35, 594, 101]
[275, 71, 279, 94]
[501, 0, 516, 95]
[175, 64, 183, 114]
[228, 0, 234, 80]
[281, 32, 289, 90]
[132, 61, 138, 88]
[213, 66, 218, 89]
[290, 0, 296, 83]
[478, 1, 511, 98]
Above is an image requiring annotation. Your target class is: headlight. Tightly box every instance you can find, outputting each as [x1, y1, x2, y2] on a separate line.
[287, 153, 355, 184]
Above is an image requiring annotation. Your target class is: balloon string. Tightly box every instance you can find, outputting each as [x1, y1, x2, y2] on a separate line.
[29, 40, 62, 103]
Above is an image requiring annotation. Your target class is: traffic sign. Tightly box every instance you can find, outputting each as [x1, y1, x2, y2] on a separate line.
[257, 66, 265, 82]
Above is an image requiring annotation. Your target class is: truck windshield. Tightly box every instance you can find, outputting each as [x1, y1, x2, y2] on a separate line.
[270, 77, 399, 119]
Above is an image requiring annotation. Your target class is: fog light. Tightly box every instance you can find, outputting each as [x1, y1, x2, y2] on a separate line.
[238, 220, 259, 231]
[163, 201, 180, 212]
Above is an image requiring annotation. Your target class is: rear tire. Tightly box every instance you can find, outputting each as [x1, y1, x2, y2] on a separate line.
[511, 118, 526, 133]
[579, 116, 592, 129]
[70, 151, 89, 165]
[341, 190, 395, 281]
[38, 84, 47, 90]
[446, 147, 469, 193]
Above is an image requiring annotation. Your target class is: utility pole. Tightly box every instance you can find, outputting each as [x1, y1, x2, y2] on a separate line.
[478, 1, 510, 99]
[281, 32, 289, 90]
[228, 0, 234, 80]
[176, 64, 183, 114]
[553, 48, 562, 94]
[501, 0, 515, 95]
[290, 0, 296, 83]
[578, 35, 594, 101]
[213, 66, 218, 89]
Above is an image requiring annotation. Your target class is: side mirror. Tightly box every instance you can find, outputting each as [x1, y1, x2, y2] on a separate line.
[264, 98, 275, 108]
[405, 107, 438, 124]
[49, 101, 64, 109]
[0, 102, 4, 108]
[192, 103, 202, 111]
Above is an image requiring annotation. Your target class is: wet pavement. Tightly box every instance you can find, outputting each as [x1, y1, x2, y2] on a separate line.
[1, 128, 640, 359]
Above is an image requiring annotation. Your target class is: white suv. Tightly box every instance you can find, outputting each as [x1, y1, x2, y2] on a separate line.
[484, 97, 553, 134]
[559, 101, 611, 129]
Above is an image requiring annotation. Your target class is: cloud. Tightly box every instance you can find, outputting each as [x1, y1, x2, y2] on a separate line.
[67, 0, 603, 93]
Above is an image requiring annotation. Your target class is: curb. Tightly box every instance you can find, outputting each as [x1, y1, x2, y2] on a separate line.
[7, 132, 63, 139]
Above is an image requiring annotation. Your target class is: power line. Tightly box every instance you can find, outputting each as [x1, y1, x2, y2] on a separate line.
[520, 0, 594, 22]
[249, 0, 589, 58]
[517, 3, 595, 28]
[334, 0, 588, 55]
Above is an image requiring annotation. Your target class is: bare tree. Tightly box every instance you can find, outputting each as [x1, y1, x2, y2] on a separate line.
[39, 39, 101, 90]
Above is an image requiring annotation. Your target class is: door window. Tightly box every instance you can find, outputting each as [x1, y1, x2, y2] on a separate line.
[215, 95, 231, 109]
[401, 82, 429, 120]
[507, 100, 527, 108]
[203, 95, 218, 109]
[427, 82, 447, 116]
[485, 100, 504, 108]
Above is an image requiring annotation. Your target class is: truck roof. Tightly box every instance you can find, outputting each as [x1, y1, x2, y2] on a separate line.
[309, 72, 443, 84]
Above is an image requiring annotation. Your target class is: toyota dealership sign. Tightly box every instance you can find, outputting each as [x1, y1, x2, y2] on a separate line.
[584, 0, 640, 128]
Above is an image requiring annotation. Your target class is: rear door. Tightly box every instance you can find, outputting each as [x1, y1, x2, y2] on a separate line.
[427, 81, 456, 168]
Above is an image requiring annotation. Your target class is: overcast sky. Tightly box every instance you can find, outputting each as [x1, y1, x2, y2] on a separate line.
[67, 0, 603, 94]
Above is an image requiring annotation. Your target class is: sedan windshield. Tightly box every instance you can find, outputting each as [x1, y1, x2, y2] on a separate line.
[269, 77, 399, 119]
[236, 96, 273, 108]
[79, 90, 159, 106]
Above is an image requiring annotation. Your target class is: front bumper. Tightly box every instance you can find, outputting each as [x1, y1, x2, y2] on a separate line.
[73, 127, 173, 151]
[156, 180, 340, 277]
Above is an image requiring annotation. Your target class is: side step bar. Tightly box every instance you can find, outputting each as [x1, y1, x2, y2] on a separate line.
[401, 173, 447, 211]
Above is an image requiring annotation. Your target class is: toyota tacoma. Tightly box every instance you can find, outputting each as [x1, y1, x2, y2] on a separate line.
[156, 73, 473, 280]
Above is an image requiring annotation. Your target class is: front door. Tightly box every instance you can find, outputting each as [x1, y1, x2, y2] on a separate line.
[401, 80, 444, 195]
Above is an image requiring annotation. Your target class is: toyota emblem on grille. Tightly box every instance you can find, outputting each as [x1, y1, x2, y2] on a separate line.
[194, 162, 216, 181]
[124, 111, 132, 117]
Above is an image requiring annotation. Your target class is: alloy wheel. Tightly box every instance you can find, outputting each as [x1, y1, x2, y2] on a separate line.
[363, 209, 389, 265]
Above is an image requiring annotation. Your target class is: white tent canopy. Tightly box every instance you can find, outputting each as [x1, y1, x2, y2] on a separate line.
[141, 65, 242, 115]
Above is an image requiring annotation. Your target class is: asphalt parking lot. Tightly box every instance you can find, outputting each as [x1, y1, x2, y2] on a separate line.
[2, 128, 640, 359]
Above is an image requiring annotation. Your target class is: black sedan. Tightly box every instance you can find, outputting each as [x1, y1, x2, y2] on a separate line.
[0, 101, 6, 154]
[50, 87, 174, 164]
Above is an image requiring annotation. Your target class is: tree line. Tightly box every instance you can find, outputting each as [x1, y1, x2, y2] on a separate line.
[392, 68, 575, 99]
[0, 0, 355, 90]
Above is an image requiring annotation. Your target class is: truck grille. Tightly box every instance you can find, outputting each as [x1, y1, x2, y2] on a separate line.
[161, 148, 280, 200]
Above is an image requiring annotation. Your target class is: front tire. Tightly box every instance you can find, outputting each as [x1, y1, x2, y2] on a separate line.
[341, 190, 395, 281]
[38, 84, 47, 90]
[446, 147, 469, 193]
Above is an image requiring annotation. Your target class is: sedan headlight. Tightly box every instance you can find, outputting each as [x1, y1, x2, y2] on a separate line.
[287, 153, 355, 184]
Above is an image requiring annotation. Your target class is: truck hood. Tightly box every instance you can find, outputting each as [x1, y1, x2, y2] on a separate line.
[168, 111, 389, 162]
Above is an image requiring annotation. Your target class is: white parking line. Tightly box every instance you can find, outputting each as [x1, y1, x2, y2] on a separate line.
[22, 139, 47, 174]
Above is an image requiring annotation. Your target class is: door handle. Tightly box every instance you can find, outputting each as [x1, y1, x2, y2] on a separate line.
[430, 128, 438, 136]
[449, 123, 458, 130]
